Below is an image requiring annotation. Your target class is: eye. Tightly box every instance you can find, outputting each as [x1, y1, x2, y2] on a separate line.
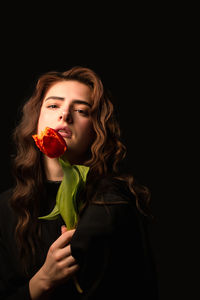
[47, 104, 58, 109]
[74, 109, 89, 116]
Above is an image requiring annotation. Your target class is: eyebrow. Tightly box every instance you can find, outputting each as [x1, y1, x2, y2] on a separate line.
[45, 96, 92, 107]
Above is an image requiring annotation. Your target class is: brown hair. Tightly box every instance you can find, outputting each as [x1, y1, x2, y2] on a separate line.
[11, 66, 151, 270]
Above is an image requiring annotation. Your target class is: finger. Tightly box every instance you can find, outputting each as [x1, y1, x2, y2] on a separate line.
[59, 250, 79, 271]
[60, 254, 78, 269]
[55, 244, 72, 261]
[61, 225, 67, 234]
[53, 229, 76, 249]
[66, 263, 80, 276]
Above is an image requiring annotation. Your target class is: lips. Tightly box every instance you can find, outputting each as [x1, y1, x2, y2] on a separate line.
[54, 126, 72, 138]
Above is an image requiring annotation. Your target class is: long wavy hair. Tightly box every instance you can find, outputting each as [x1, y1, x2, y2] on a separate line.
[10, 66, 151, 271]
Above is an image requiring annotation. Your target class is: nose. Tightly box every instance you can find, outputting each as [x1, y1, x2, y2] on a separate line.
[59, 109, 73, 124]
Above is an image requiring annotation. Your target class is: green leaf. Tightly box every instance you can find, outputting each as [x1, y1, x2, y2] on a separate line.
[38, 204, 60, 220]
[38, 158, 89, 229]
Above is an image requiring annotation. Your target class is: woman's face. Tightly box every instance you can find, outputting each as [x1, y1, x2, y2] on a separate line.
[37, 80, 95, 164]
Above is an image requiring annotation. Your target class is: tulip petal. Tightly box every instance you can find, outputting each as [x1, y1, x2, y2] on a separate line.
[32, 127, 67, 158]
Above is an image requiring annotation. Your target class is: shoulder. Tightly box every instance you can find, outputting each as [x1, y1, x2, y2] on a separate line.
[92, 175, 136, 205]
[77, 176, 139, 236]
[72, 177, 147, 265]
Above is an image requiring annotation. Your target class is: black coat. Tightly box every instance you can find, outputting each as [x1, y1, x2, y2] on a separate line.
[0, 177, 158, 299]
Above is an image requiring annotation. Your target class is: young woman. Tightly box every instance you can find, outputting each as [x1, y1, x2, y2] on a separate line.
[0, 66, 158, 299]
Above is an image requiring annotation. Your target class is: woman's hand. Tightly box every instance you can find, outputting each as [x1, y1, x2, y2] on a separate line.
[29, 227, 79, 299]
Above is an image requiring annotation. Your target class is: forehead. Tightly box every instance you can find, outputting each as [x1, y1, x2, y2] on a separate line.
[45, 80, 92, 102]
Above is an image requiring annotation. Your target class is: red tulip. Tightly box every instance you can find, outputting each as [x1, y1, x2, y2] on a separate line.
[32, 127, 67, 158]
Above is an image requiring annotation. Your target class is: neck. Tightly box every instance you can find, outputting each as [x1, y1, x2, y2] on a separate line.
[43, 156, 64, 181]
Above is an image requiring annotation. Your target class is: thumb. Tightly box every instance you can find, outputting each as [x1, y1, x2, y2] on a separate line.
[61, 225, 67, 235]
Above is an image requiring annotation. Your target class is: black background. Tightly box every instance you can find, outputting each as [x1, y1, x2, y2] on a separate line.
[0, 5, 194, 300]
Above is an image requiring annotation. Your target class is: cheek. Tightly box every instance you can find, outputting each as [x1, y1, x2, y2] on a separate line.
[79, 121, 95, 143]
[37, 115, 44, 134]
[37, 112, 49, 133]
[37, 107, 56, 133]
